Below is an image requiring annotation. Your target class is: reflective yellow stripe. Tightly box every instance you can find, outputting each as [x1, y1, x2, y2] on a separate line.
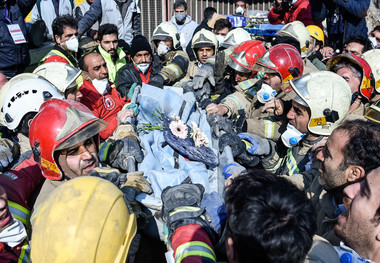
[39, 49, 74, 67]
[285, 149, 300, 176]
[264, 120, 275, 139]
[8, 201, 30, 227]
[266, 157, 282, 172]
[175, 241, 216, 263]
[18, 238, 31, 263]
[166, 64, 182, 78]
[211, 94, 220, 101]
[99, 46, 126, 82]
[228, 95, 244, 111]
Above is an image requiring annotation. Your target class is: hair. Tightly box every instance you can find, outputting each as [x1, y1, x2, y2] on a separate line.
[15, 112, 37, 137]
[173, 0, 187, 11]
[225, 169, 316, 263]
[235, 0, 247, 4]
[97, 23, 118, 42]
[78, 52, 100, 71]
[214, 19, 232, 32]
[331, 60, 362, 81]
[343, 35, 373, 53]
[334, 120, 380, 175]
[52, 15, 78, 39]
[371, 25, 380, 35]
[272, 36, 301, 54]
[204, 7, 217, 20]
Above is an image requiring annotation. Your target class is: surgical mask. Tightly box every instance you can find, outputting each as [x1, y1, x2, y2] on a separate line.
[175, 13, 186, 23]
[257, 83, 277, 104]
[92, 78, 109, 95]
[0, 216, 27, 248]
[64, 36, 79, 52]
[281, 124, 305, 148]
[157, 41, 170, 56]
[236, 6, 244, 15]
[369, 37, 378, 49]
[215, 35, 225, 47]
[135, 62, 151, 74]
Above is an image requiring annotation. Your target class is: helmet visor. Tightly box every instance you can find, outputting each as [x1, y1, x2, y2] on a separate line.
[364, 100, 380, 124]
[289, 74, 312, 106]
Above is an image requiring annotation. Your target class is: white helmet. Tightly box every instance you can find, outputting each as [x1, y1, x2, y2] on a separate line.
[191, 29, 218, 53]
[362, 49, 380, 93]
[221, 28, 251, 50]
[276, 21, 310, 58]
[0, 73, 45, 127]
[33, 62, 82, 94]
[152, 21, 181, 50]
[286, 71, 351, 136]
[3, 78, 63, 130]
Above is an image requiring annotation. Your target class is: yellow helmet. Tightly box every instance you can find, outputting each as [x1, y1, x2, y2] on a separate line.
[306, 25, 324, 47]
[31, 177, 137, 263]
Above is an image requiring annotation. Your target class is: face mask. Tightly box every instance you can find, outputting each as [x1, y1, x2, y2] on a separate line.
[0, 216, 27, 248]
[135, 62, 151, 74]
[92, 78, 109, 95]
[281, 123, 305, 148]
[369, 37, 378, 49]
[175, 13, 186, 23]
[236, 6, 244, 15]
[64, 36, 79, 52]
[257, 83, 277, 104]
[215, 35, 225, 47]
[157, 41, 170, 56]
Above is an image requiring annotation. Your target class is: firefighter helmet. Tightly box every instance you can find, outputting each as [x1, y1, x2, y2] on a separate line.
[362, 49, 380, 93]
[228, 40, 266, 73]
[221, 28, 251, 50]
[152, 21, 181, 50]
[276, 21, 311, 58]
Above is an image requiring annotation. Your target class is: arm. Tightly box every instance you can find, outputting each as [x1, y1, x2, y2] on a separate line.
[18, 0, 37, 18]
[132, 12, 141, 36]
[74, 6, 84, 20]
[334, 0, 370, 18]
[268, 5, 286, 24]
[78, 0, 102, 37]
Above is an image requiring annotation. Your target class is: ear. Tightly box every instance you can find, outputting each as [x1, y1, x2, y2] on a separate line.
[54, 35, 61, 44]
[226, 237, 237, 263]
[347, 165, 365, 182]
[27, 118, 33, 128]
[375, 229, 380, 242]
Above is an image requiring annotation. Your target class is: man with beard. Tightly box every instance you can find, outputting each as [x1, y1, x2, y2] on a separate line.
[333, 166, 380, 262]
[306, 119, 380, 245]
[94, 23, 127, 83]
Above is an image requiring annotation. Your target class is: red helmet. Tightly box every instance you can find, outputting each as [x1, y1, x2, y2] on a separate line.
[253, 44, 304, 83]
[228, 40, 266, 74]
[326, 53, 375, 100]
[29, 99, 108, 180]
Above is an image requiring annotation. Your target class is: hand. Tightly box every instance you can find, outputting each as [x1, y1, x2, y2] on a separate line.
[112, 137, 144, 171]
[261, 98, 284, 115]
[320, 46, 334, 60]
[117, 109, 134, 125]
[206, 103, 228, 116]
[218, 132, 246, 157]
[238, 133, 271, 156]
[0, 145, 13, 172]
[89, 167, 127, 187]
[123, 102, 139, 116]
[192, 63, 215, 90]
[120, 171, 152, 195]
[207, 113, 234, 137]
[223, 162, 246, 180]
[127, 83, 138, 100]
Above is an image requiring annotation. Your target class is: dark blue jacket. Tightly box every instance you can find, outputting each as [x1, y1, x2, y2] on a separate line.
[310, 0, 369, 50]
[0, 0, 36, 73]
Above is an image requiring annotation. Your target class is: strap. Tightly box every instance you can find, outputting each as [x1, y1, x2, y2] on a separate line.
[8, 201, 30, 228]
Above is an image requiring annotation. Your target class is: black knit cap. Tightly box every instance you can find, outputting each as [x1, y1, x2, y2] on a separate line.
[131, 35, 152, 58]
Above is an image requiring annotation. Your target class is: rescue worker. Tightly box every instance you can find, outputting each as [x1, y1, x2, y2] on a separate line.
[275, 21, 319, 74]
[220, 71, 351, 176]
[1, 78, 63, 153]
[327, 53, 375, 115]
[306, 25, 327, 71]
[30, 0, 76, 40]
[362, 49, 380, 102]
[342, 35, 373, 56]
[149, 21, 190, 88]
[40, 15, 79, 67]
[31, 176, 137, 263]
[94, 23, 127, 83]
[79, 52, 133, 140]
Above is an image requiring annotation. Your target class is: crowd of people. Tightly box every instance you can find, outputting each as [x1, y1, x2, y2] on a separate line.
[1, 0, 380, 262]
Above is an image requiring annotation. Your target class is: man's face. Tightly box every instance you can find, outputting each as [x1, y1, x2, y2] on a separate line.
[317, 130, 350, 190]
[99, 33, 118, 56]
[336, 67, 361, 94]
[133, 51, 151, 64]
[85, 54, 108, 80]
[263, 72, 282, 92]
[0, 186, 13, 233]
[370, 30, 380, 48]
[286, 100, 310, 134]
[343, 42, 364, 56]
[235, 70, 251, 83]
[214, 27, 229, 38]
[65, 86, 83, 102]
[334, 167, 380, 255]
[196, 47, 215, 64]
[55, 26, 78, 50]
[174, 5, 187, 16]
[235, 1, 247, 11]
[60, 137, 99, 178]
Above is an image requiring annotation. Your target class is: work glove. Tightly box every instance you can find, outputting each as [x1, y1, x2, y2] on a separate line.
[238, 133, 271, 156]
[201, 192, 227, 235]
[0, 138, 19, 172]
[222, 162, 246, 179]
[123, 102, 139, 116]
[218, 132, 245, 157]
[183, 80, 195, 94]
[112, 137, 144, 171]
[192, 63, 215, 90]
[127, 83, 138, 101]
[194, 81, 211, 102]
[207, 113, 234, 137]
[89, 167, 127, 187]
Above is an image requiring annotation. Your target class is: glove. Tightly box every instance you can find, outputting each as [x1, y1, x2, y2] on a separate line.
[192, 63, 215, 90]
[223, 162, 246, 179]
[89, 167, 127, 187]
[120, 171, 152, 195]
[218, 132, 245, 157]
[201, 192, 227, 235]
[127, 83, 138, 101]
[183, 81, 194, 94]
[238, 133, 271, 156]
[123, 102, 139, 116]
[194, 81, 211, 102]
[148, 73, 166, 89]
[230, 109, 247, 134]
[112, 123, 139, 141]
[208, 113, 234, 137]
[0, 145, 13, 172]
[112, 137, 144, 171]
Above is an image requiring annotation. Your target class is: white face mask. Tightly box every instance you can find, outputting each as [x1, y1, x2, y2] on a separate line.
[215, 35, 225, 47]
[157, 41, 170, 56]
[257, 83, 277, 104]
[0, 216, 27, 248]
[134, 61, 151, 74]
[281, 123, 305, 148]
[92, 78, 109, 95]
[64, 36, 79, 52]
[236, 6, 244, 15]
[369, 37, 378, 49]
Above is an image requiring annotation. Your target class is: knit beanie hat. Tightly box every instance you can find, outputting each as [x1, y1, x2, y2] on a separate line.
[131, 35, 152, 58]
